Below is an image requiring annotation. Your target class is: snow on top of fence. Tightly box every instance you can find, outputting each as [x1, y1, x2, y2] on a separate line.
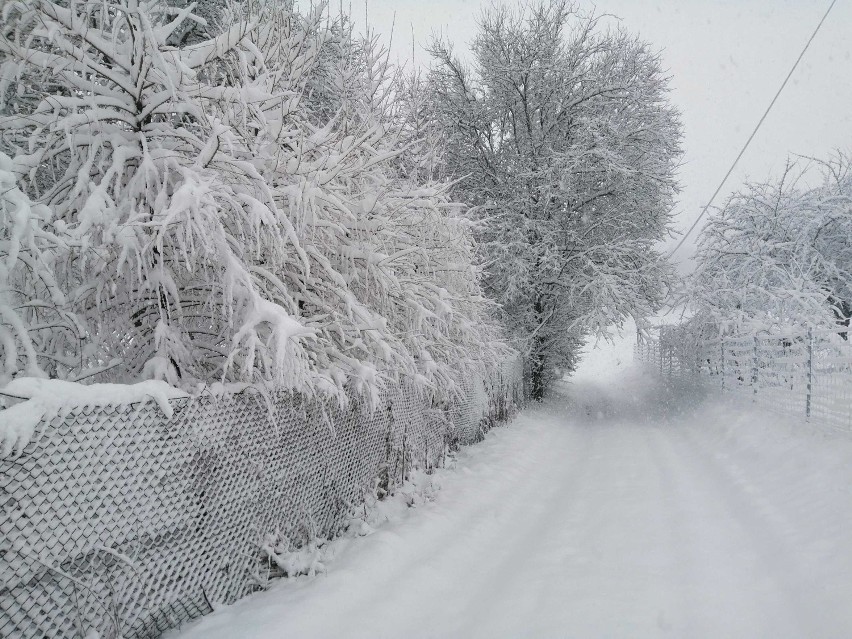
[0, 378, 187, 458]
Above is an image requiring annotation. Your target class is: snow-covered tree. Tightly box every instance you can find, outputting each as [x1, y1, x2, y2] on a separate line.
[689, 152, 852, 337]
[0, 0, 504, 400]
[426, 0, 681, 398]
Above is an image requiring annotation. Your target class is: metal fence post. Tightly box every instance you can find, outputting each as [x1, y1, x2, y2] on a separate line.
[752, 335, 759, 398]
[806, 327, 813, 420]
[669, 342, 673, 378]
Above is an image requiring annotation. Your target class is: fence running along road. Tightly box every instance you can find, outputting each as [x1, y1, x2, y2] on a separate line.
[636, 326, 852, 431]
[0, 358, 523, 639]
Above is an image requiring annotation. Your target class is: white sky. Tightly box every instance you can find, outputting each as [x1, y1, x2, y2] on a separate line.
[303, 0, 852, 272]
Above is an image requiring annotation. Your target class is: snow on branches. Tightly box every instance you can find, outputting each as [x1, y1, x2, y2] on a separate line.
[426, 0, 681, 398]
[0, 152, 84, 385]
[0, 0, 503, 401]
[0, 0, 314, 389]
[689, 152, 852, 337]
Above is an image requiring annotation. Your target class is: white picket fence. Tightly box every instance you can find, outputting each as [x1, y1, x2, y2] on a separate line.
[636, 325, 852, 432]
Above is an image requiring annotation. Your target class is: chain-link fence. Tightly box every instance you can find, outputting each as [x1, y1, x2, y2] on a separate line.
[636, 325, 852, 432]
[1, 357, 523, 639]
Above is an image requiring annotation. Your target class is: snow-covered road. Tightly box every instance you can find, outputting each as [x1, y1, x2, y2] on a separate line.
[171, 360, 852, 638]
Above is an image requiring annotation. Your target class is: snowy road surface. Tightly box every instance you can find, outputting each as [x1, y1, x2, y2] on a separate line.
[170, 366, 852, 638]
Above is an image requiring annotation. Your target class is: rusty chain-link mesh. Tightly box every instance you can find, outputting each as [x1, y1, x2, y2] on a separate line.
[1, 357, 523, 639]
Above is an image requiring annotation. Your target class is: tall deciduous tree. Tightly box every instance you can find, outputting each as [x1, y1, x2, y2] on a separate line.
[427, 0, 681, 398]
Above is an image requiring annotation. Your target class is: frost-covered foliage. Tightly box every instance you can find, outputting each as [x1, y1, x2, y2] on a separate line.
[211, 6, 506, 400]
[1, 0, 313, 388]
[689, 152, 852, 337]
[0, 152, 88, 385]
[426, 0, 681, 398]
[0, 0, 503, 400]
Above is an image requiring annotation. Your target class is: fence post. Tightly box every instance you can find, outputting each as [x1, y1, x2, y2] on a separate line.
[720, 341, 725, 391]
[752, 335, 759, 398]
[806, 327, 813, 420]
[668, 342, 673, 377]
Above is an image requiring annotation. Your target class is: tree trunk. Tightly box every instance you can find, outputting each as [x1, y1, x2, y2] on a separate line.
[529, 343, 547, 401]
[529, 288, 549, 400]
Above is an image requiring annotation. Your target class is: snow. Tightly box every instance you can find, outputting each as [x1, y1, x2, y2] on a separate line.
[258, 469, 442, 584]
[167, 330, 852, 639]
[0, 378, 187, 458]
[571, 318, 638, 384]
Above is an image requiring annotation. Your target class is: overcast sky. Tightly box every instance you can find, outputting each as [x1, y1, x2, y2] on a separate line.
[302, 0, 852, 271]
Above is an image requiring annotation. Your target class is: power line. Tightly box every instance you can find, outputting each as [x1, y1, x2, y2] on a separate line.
[667, 0, 838, 259]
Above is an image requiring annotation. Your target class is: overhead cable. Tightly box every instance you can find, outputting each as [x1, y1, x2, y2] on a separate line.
[668, 0, 838, 259]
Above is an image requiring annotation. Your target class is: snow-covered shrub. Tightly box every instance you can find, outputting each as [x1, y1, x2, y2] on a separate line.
[0, 0, 315, 388]
[0, 0, 505, 400]
[689, 152, 852, 336]
[184, 3, 506, 400]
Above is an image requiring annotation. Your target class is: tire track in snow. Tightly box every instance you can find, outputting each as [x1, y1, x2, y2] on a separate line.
[358, 407, 595, 637]
[528, 422, 693, 638]
[461, 415, 696, 638]
[450, 411, 598, 638]
[658, 424, 818, 638]
[671, 425, 850, 637]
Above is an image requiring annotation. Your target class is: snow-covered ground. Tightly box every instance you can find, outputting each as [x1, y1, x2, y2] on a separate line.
[169, 332, 852, 639]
